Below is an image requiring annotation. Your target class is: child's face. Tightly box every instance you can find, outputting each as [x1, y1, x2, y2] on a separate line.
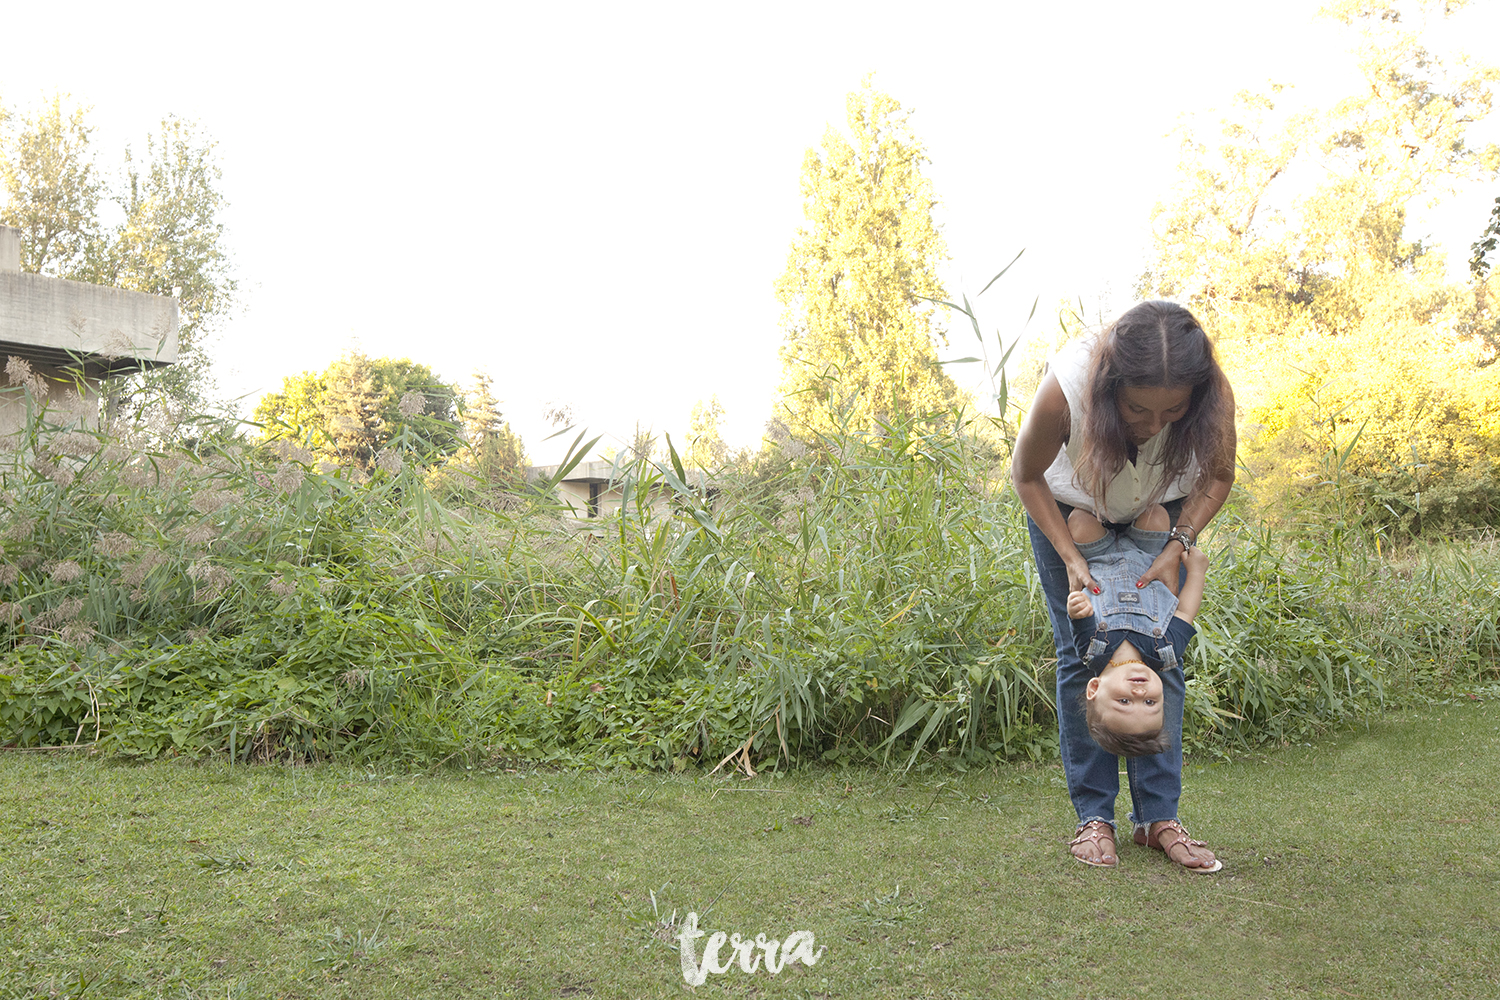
[1085, 653, 1164, 734]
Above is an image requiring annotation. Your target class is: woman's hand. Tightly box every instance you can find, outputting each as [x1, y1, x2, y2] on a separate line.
[1066, 556, 1099, 596]
[1135, 543, 1186, 596]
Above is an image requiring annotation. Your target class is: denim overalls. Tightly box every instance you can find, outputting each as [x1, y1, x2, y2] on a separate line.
[1076, 525, 1184, 674]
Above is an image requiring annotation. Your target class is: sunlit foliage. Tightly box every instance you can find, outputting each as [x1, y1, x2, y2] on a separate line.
[4, 373, 1496, 768]
[1140, 0, 1500, 534]
[253, 352, 461, 472]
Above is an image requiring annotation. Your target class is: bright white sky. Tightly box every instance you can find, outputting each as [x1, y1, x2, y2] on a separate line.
[3, 0, 1497, 464]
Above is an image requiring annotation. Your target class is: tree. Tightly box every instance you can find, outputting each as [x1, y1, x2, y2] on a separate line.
[0, 96, 103, 277]
[254, 353, 461, 470]
[773, 81, 960, 438]
[0, 97, 236, 407]
[254, 370, 328, 451]
[686, 395, 729, 470]
[1142, 0, 1499, 355]
[1139, 0, 1500, 533]
[1473, 194, 1500, 280]
[319, 353, 386, 471]
[456, 370, 527, 484]
[601, 424, 661, 465]
[105, 119, 238, 402]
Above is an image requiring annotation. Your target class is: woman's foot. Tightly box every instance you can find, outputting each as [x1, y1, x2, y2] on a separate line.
[1133, 819, 1222, 873]
[1069, 820, 1118, 868]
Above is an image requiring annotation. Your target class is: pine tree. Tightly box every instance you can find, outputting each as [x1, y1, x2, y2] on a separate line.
[319, 352, 385, 471]
[774, 81, 959, 438]
[460, 371, 526, 484]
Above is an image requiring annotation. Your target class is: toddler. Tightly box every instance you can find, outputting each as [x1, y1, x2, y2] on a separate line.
[1062, 503, 1220, 872]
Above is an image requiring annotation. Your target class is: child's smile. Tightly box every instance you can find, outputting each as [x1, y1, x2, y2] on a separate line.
[1086, 646, 1165, 734]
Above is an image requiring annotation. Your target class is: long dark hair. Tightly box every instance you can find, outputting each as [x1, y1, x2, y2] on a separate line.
[1073, 301, 1233, 510]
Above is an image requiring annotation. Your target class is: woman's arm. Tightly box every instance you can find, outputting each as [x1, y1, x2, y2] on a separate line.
[1135, 385, 1237, 591]
[1012, 373, 1099, 594]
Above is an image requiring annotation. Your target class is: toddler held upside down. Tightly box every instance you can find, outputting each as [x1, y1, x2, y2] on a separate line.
[1063, 502, 1220, 873]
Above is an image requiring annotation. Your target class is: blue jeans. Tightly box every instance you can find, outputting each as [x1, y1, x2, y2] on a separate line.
[1027, 502, 1186, 831]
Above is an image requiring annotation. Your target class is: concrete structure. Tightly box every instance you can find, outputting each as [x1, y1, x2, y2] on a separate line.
[529, 459, 717, 523]
[0, 223, 179, 436]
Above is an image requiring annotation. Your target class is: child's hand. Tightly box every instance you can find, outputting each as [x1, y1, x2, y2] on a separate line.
[1067, 588, 1094, 620]
[1174, 544, 1211, 623]
[1184, 546, 1209, 575]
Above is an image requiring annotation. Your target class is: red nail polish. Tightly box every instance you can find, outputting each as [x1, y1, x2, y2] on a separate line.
[1092, 587, 1100, 594]
[1135, 581, 1144, 588]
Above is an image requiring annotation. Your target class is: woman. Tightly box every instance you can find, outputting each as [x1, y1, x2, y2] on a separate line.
[1011, 301, 1235, 869]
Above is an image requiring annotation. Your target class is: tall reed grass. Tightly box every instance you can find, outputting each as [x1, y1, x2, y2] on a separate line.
[2, 373, 1496, 770]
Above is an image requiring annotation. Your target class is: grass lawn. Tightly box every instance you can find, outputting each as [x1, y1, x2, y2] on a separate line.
[2, 700, 1496, 999]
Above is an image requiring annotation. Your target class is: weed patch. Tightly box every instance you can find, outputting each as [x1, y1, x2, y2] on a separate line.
[3, 389, 1497, 770]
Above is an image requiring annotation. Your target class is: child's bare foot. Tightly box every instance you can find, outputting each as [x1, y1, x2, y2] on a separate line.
[1133, 820, 1222, 873]
[1069, 820, 1118, 868]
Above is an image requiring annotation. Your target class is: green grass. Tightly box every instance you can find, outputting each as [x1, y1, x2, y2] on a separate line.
[3, 700, 1497, 999]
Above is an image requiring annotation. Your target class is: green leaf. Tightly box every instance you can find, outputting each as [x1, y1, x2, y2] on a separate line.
[977, 248, 1024, 296]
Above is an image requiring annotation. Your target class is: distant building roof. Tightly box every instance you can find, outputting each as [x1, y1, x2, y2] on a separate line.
[527, 459, 715, 489]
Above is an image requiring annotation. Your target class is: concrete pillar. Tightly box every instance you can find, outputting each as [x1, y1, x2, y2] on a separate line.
[0, 226, 19, 272]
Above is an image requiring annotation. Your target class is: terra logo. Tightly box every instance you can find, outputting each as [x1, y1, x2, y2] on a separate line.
[675, 911, 824, 986]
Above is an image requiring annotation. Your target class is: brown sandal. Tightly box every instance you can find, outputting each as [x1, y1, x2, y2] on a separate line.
[1069, 820, 1119, 868]
[1133, 819, 1222, 873]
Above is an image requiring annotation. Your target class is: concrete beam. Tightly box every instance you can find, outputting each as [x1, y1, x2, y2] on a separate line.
[527, 459, 627, 485]
[0, 225, 178, 377]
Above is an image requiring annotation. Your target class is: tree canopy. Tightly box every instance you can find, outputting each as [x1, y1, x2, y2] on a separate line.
[773, 81, 960, 439]
[253, 353, 462, 471]
[0, 96, 236, 407]
[1139, 0, 1500, 533]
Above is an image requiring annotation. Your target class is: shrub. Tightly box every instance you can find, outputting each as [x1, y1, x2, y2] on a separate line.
[3, 380, 1497, 770]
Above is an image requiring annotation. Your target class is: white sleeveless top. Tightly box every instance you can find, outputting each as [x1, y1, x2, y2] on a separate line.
[1041, 337, 1198, 523]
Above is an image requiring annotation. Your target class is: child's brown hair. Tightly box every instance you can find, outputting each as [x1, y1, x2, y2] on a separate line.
[1085, 697, 1170, 757]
